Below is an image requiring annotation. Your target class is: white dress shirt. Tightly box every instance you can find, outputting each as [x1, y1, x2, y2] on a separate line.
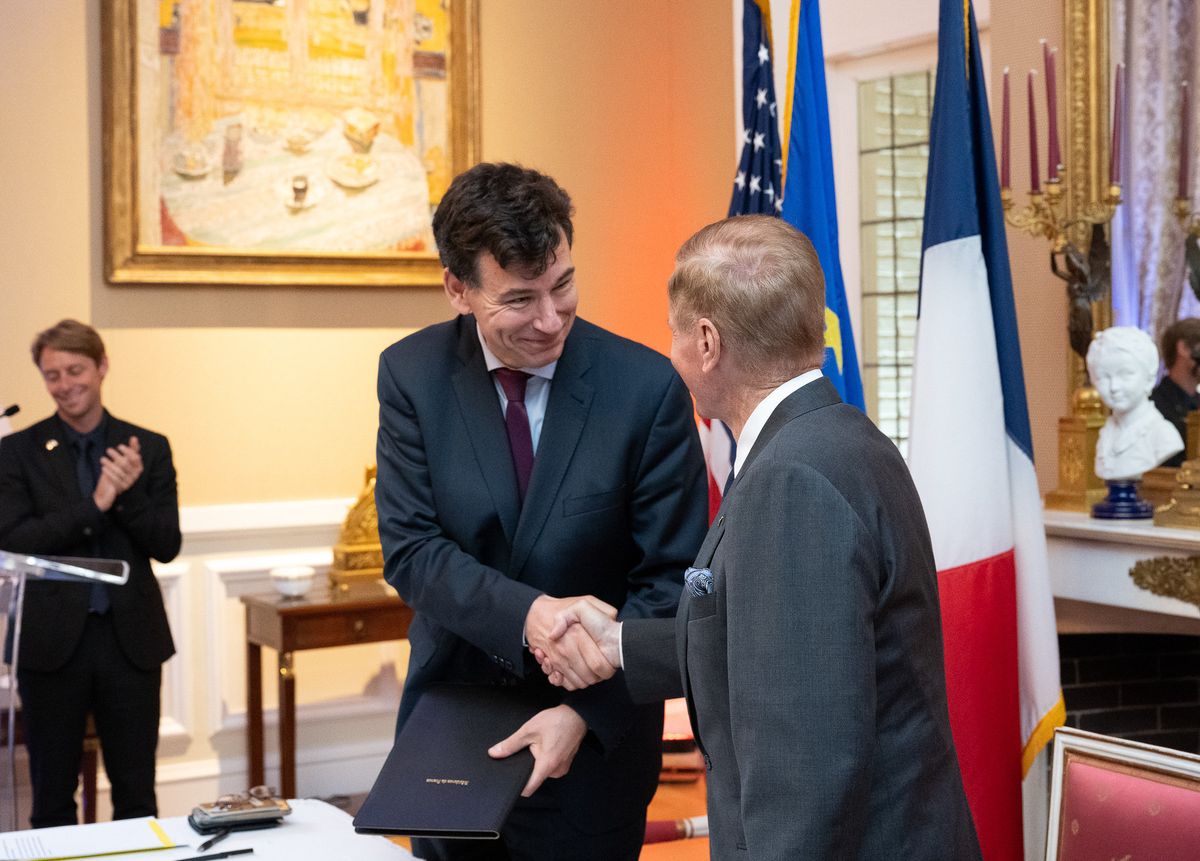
[732, 368, 823, 477]
[477, 328, 556, 452]
[616, 369, 825, 667]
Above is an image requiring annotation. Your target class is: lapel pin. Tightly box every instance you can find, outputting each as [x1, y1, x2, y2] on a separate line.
[45, 439, 59, 452]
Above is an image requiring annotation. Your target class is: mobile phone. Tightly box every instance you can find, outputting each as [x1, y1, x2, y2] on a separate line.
[191, 796, 291, 828]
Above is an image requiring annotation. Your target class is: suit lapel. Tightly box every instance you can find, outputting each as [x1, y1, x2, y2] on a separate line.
[690, 505, 728, 569]
[37, 418, 82, 503]
[103, 412, 130, 451]
[677, 509, 726, 756]
[727, 377, 842, 496]
[509, 330, 593, 578]
[450, 320, 521, 546]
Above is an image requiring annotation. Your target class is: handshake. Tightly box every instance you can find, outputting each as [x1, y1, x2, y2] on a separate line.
[524, 594, 625, 691]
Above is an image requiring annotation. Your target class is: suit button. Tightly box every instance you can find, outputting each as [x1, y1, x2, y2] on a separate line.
[83, 527, 93, 537]
[717, 515, 724, 527]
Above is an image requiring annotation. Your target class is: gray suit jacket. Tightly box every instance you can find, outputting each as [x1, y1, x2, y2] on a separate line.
[624, 378, 981, 859]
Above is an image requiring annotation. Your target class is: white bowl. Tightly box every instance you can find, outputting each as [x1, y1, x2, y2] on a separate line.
[270, 565, 316, 598]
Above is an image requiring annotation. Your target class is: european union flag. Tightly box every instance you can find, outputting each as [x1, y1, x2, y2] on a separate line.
[779, 0, 864, 409]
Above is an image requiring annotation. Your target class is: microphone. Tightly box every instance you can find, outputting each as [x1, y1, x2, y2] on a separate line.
[1, 405, 17, 419]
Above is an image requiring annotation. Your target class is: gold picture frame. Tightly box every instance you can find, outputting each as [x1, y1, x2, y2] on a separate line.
[102, 0, 480, 287]
[1064, 0, 1111, 386]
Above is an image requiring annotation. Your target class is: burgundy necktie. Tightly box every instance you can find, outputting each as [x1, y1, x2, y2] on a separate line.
[493, 368, 534, 503]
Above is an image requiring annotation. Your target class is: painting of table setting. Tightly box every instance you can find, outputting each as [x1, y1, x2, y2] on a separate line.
[104, 0, 479, 286]
[159, 107, 432, 252]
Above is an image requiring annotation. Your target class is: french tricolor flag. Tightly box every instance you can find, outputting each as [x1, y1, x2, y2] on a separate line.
[908, 2, 1065, 858]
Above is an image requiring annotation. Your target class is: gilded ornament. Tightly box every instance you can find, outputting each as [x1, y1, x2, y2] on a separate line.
[1061, 435, 1084, 484]
[329, 466, 386, 589]
[1127, 556, 1200, 610]
[1045, 393, 1107, 511]
[1152, 457, 1200, 528]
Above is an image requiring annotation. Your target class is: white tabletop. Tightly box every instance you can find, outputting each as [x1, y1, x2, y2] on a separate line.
[0, 799, 412, 861]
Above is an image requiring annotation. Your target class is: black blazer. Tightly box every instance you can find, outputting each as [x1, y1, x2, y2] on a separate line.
[0, 413, 179, 672]
[624, 379, 981, 859]
[375, 316, 707, 832]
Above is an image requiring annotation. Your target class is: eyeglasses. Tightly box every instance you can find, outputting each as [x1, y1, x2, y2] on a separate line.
[211, 784, 278, 811]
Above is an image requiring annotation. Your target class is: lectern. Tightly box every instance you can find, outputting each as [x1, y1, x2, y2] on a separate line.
[0, 551, 129, 831]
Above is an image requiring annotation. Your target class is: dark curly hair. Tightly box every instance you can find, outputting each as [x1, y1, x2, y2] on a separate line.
[432, 163, 574, 286]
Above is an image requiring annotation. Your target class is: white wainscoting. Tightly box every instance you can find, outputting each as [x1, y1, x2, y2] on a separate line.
[76, 497, 411, 820]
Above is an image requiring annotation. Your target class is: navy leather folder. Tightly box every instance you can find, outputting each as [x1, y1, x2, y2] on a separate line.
[353, 685, 536, 839]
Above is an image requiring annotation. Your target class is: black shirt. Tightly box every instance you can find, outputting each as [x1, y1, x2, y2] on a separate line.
[1150, 377, 1198, 467]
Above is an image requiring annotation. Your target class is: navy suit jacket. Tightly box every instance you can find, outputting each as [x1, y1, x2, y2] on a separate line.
[623, 379, 981, 858]
[375, 315, 707, 832]
[0, 412, 179, 672]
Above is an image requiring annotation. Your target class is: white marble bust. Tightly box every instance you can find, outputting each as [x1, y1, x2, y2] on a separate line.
[1087, 326, 1184, 481]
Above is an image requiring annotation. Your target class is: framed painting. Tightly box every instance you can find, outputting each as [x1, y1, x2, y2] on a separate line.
[102, 0, 480, 286]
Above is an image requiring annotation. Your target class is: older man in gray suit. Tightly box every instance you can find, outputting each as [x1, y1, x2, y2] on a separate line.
[535, 215, 981, 859]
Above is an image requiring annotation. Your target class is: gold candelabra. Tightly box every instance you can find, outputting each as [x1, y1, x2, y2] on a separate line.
[1001, 167, 1122, 252]
[1008, 166, 1122, 514]
[1174, 198, 1200, 236]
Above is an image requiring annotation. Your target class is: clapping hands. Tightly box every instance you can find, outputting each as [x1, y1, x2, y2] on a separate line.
[93, 436, 143, 512]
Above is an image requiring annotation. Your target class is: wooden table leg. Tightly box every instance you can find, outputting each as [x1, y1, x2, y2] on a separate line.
[246, 638, 264, 788]
[278, 651, 296, 797]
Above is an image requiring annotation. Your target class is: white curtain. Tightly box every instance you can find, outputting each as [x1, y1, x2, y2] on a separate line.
[1110, 0, 1200, 341]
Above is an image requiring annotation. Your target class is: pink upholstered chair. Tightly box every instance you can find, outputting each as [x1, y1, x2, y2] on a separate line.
[1046, 727, 1200, 861]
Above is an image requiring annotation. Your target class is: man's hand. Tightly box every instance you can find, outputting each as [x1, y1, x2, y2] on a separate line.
[537, 599, 624, 691]
[93, 436, 142, 512]
[488, 704, 587, 797]
[524, 595, 617, 689]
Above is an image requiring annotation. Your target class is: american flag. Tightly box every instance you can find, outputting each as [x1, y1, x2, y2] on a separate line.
[700, 0, 783, 519]
[729, 0, 783, 217]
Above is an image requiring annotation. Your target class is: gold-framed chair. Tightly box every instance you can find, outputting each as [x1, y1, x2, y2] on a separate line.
[1046, 727, 1200, 861]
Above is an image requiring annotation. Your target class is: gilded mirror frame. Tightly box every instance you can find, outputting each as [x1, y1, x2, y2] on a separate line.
[102, 0, 481, 287]
[1065, 0, 1112, 331]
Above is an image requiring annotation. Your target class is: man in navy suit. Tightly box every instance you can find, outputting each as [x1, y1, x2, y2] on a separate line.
[374, 163, 708, 860]
[0, 319, 179, 827]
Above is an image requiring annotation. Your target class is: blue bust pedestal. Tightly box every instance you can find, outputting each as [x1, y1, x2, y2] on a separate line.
[1091, 479, 1155, 519]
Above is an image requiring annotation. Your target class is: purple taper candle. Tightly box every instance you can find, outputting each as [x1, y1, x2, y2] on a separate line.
[1045, 44, 1061, 178]
[1001, 68, 1011, 188]
[1110, 63, 1124, 185]
[1180, 81, 1191, 199]
[1028, 69, 1040, 192]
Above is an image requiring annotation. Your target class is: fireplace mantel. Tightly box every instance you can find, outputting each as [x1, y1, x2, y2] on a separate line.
[1044, 510, 1200, 635]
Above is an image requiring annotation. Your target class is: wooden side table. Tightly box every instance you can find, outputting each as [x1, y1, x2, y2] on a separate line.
[241, 582, 413, 797]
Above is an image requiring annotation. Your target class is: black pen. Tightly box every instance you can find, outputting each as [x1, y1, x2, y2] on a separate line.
[197, 828, 231, 852]
[174, 848, 254, 861]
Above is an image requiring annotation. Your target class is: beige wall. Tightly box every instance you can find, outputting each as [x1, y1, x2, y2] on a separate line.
[0, 1, 732, 505]
[0, 0, 1070, 502]
[990, 0, 1071, 492]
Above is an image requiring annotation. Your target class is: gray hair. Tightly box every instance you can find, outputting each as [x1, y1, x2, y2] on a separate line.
[668, 215, 825, 377]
